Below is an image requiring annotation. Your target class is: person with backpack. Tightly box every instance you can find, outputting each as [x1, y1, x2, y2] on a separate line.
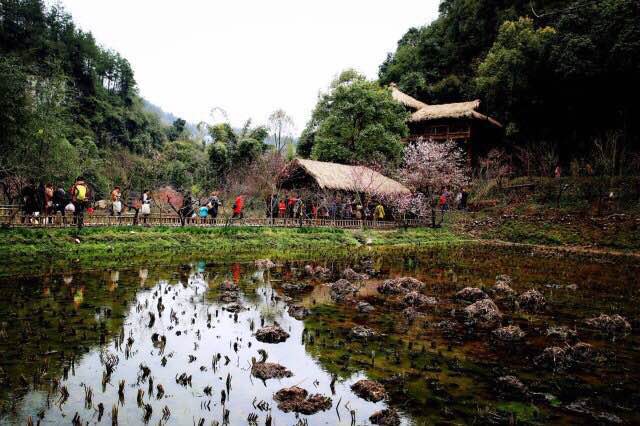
[70, 176, 90, 229]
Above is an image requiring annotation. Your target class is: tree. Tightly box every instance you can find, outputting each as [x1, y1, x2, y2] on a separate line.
[475, 18, 556, 138]
[268, 109, 294, 152]
[301, 69, 408, 167]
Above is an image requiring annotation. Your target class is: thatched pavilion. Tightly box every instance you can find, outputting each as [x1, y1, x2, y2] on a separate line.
[279, 158, 410, 198]
[391, 83, 502, 164]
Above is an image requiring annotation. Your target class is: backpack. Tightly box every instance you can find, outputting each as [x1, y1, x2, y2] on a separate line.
[76, 184, 87, 201]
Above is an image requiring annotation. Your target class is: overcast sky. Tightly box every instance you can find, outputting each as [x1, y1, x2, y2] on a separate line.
[57, 0, 439, 134]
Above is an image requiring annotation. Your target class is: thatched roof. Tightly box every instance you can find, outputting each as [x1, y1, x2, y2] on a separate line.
[391, 85, 502, 128]
[390, 83, 428, 110]
[410, 100, 502, 127]
[287, 159, 410, 195]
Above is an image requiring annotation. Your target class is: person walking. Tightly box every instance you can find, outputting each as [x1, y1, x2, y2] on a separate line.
[278, 199, 286, 218]
[232, 194, 245, 219]
[207, 191, 221, 221]
[70, 176, 90, 229]
[140, 190, 151, 224]
[459, 187, 469, 211]
[111, 186, 122, 216]
[44, 183, 54, 220]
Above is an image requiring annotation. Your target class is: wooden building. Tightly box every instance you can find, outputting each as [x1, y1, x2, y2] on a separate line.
[390, 84, 502, 164]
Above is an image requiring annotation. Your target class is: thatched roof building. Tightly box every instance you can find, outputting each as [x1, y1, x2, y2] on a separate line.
[280, 159, 410, 196]
[391, 85, 502, 165]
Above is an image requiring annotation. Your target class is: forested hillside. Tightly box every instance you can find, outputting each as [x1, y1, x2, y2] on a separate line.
[0, 0, 212, 200]
[379, 0, 639, 161]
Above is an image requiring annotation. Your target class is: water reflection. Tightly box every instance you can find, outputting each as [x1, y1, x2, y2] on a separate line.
[0, 246, 638, 425]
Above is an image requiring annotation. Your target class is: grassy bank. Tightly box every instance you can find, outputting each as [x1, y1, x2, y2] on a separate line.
[0, 226, 463, 277]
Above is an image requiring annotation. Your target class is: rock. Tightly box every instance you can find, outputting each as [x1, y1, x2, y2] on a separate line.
[518, 290, 546, 313]
[341, 268, 369, 281]
[568, 342, 594, 363]
[377, 277, 425, 295]
[255, 325, 290, 343]
[351, 379, 387, 402]
[251, 362, 293, 380]
[535, 346, 569, 370]
[329, 279, 359, 302]
[254, 259, 276, 269]
[492, 280, 516, 297]
[304, 264, 331, 279]
[369, 409, 400, 426]
[350, 325, 379, 339]
[566, 283, 578, 291]
[281, 282, 313, 294]
[273, 386, 332, 415]
[463, 299, 502, 329]
[535, 343, 594, 370]
[497, 375, 529, 399]
[546, 326, 578, 342]
[455, 287, 488, 302]
[356, 301, 374, 313]
[402, 291, 437, 308]
[492, 325, 525, 342]
[223, 303, 245, 313]
[585, 314, 631, 334]
[287, 305, 309, 320]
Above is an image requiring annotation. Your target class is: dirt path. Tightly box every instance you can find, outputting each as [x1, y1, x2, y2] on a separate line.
[477, 238, 640, 259]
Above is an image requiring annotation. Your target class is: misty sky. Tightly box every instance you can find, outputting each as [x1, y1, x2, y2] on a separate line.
[58, 0, 439, 134]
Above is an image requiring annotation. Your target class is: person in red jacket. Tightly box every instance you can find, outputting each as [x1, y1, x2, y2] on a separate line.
[278, 199, 286, 218]
[232, 194, 245, 219]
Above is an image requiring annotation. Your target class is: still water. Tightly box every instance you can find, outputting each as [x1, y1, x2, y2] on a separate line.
[0, 245, 638, 425]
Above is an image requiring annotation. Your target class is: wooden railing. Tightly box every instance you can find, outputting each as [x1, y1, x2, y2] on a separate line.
[1, 210, 431, 229]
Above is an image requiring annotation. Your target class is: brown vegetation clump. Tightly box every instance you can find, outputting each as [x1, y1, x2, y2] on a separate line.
[287, 305, 309, 320]
[546, 326, 578, 342]
[492, 325, 525, 342]
[255, 325, 290, 343]
[455, 287, 488, 302]
[329, 279, 359, 302]
[281, 282, 313, 294]
[341, 268, 369, 281]
[251, 362, 293, 380]
[223, 303, 245, 313]
[463, 299, 502, 329]
[357, 301, 375, 313]
[402, 291, 437, 308]
[304, 264, 332, 279]
[218, 292, 238, 303]
[369, 409, 401, 426]
[377, 277, 425, 295]
[585, 314, 631, 334]
[273, 386, 332, 414]
[535, 343, 596, 370]
[492, 281, 516, 298]
[350, 325, 380, 339]
[350, 379, 387, 402]
[518, 289, 546, 313]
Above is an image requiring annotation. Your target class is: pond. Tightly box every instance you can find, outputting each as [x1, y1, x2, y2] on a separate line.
[0, 245, 638, 425]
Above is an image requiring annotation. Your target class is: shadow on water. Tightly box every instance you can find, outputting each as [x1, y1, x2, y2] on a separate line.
[0, 245, 638, 425]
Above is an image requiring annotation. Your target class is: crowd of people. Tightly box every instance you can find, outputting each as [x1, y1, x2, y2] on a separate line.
[266, 193, 387, 222]
[15, 179, 471, 229]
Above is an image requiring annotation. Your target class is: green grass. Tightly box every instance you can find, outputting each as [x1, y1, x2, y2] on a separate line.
[0, 225, 464, 276]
